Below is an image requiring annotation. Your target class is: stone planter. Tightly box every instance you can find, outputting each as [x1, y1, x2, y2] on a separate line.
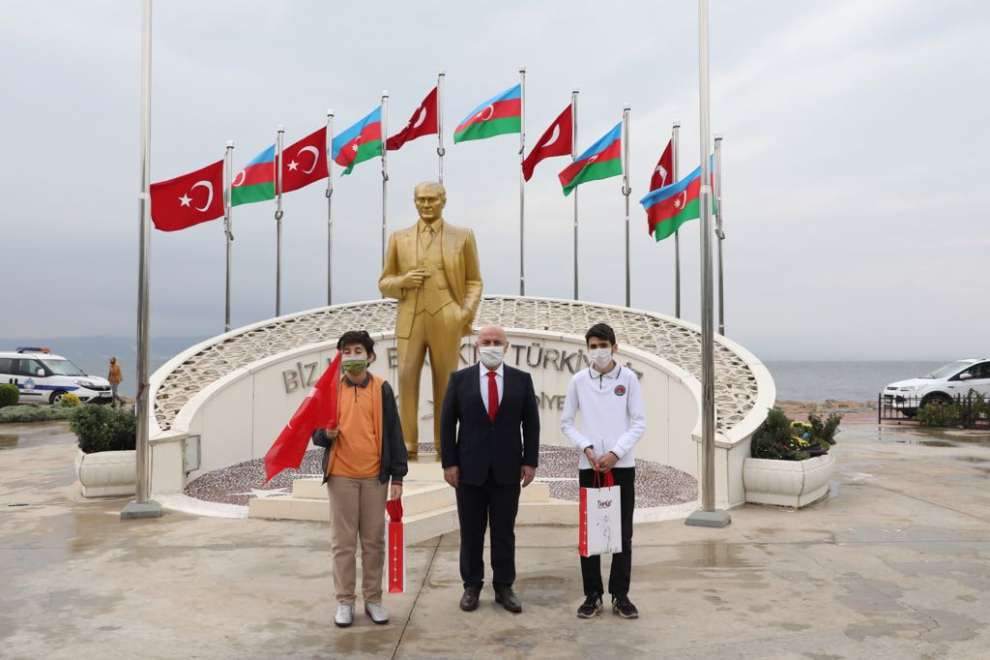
[743, 452, 835, 508]
[75, 449, 136, 497]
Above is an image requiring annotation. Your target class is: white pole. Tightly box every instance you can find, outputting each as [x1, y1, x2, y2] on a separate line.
[572, 89, 579, 300]
[223, 140, 234, 332]
[622, 105, 632, 308]
[326, 110, 334, 306]
[275, 125, 284, 317]
[686, 0, 730, 528]
[519, 66, 526, 296]
[381, 90, 389, 269]
[437, 71, 445, 184]
[714, 133, 725, 336]
[122, 0, 160, 519]
[672, 120, 681, 319]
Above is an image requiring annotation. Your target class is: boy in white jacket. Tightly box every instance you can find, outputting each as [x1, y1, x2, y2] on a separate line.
[560, 323, 646, 619]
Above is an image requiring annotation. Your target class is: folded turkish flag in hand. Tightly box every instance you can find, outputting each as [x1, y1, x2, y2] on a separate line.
[386, 499, 405, 593]
[150, 160, 225, 231]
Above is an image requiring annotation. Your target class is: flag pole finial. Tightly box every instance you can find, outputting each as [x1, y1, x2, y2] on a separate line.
[673, 120, 681, 129]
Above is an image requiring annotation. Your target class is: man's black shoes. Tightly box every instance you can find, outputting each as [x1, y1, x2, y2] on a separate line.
[612, 595, 639, 619]
[493, 585, 522, 613]
[577, 593, 604, 618]
[459, 586, 481, 612]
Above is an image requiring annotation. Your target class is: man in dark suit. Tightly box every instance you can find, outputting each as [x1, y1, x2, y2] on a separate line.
[440, 324, 540, 613]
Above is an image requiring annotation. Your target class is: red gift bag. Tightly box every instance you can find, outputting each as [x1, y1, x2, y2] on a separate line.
[385, 498, 405, 593]
[579, 470, 622, 558]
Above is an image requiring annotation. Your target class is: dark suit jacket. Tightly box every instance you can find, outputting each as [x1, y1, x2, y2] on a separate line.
[440, 363, 540, 486]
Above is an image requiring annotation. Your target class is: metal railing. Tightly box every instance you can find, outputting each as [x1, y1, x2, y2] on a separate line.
[878, 390, 990, 427]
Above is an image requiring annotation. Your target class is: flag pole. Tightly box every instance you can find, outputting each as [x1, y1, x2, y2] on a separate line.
[572, 89, 579, 300]
[381, 90, 389, 269]
[622, 105, 632, 308]
[714, 133, 725, 336]
[275, 124, 285, 317]
[122, 0, 160, 519]
[326, 109, 334, 306]
[437, 71, 446, 184]
[223, 140, 234, 333]
[518, 66, 527, 296]
[686, 0, 730, 528]
[672, 120, 681, 318]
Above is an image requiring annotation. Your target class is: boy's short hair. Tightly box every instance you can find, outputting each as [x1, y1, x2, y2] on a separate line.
[584, 323, 616, 347]
[337, 330, 375, 356]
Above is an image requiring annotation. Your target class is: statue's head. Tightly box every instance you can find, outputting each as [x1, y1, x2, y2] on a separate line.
[414, 181, 446, 224]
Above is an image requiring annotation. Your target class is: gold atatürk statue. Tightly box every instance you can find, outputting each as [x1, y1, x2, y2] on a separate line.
[379, 182, 483, 457]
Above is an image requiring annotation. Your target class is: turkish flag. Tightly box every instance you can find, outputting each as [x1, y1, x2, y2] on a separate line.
[522, 104, 573, 182]
[650, 139, 673, 191]
[264, 352, 341, 482]
[282, 126, 328, 193]
[149, 160, 225, 232]
[386, 87, 438, 151]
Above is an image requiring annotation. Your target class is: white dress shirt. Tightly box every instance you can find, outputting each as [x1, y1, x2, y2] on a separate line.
[479, 362, 505, 412]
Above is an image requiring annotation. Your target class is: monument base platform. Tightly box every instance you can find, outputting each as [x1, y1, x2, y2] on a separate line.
[247, 454, 572, 542]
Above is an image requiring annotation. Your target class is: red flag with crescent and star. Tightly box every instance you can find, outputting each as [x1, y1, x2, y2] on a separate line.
[649, 139, 673, 191]
[264, 352, 342, 482]
[386, 87, 438, 151]
[149, 160, 225, 232]
[282, 126, 329, 193]
[522, 104, 573, 182]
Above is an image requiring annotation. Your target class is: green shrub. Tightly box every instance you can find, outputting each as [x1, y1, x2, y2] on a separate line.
[918, 393, 989, 428]
[752, 408, 842, 461]
[917, 403, 961, 428]
[70, 406, 136, 453]
[809, 413, 842, 446]
[752, 409, 810, 461]
[0, 384, 19, 408]
[60, 392, 82, 408]
[0, 404, 77, 423]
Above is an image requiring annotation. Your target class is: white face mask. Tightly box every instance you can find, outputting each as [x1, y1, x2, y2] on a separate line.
[590, 347, 613, 370]
[479, 346, 504, 369]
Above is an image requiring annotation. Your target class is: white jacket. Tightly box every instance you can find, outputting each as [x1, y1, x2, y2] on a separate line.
[560, 363, 646, 469]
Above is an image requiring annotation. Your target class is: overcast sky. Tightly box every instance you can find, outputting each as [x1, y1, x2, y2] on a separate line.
[1, 0, 988, 361]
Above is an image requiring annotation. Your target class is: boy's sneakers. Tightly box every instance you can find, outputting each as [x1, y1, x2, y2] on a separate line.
[612, 595, 639, 619]
[334, 603, 354, 627]
[577, 593, 604, 618]
[365, 601, 389, 625]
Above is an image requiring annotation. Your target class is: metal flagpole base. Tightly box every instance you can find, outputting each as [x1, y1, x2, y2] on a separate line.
[685, 508, 731, 528]
[120, 499, 162, 520]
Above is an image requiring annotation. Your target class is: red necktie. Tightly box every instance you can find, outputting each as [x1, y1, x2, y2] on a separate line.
[487, 371, 499, 422]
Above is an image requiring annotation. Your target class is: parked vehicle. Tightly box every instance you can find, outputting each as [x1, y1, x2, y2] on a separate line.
[882, 358, 990, 417]
[0, 348, 113, 405]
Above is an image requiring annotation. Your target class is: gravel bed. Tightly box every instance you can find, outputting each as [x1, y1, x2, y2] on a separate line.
[185, 443, 696, 508]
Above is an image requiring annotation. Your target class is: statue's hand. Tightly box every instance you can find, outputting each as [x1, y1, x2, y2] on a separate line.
[401, 268, 430, 289]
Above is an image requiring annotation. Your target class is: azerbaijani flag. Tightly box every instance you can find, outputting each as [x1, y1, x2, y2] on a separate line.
[558, 122, 622, 196]
[231, 145, 276, 206]
[332, 106, 383, 175]
[640, 165, 703, 241]
[454, 84, 521, 143]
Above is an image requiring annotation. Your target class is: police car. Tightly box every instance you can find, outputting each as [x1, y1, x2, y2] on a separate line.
[0, 348, 113, 405]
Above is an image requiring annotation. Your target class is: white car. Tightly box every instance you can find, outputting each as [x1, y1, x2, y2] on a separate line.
[883, 358, 990, 416]
[0, 348, 113, 405]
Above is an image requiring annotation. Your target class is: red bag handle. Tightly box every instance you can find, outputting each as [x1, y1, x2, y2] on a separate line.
[593, 470, 615, 488]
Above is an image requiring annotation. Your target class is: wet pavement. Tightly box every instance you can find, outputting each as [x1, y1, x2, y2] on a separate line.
[2, 421, 990, 659]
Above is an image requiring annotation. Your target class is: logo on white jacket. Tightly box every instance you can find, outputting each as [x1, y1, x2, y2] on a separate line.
[614, 384, 626, 397]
